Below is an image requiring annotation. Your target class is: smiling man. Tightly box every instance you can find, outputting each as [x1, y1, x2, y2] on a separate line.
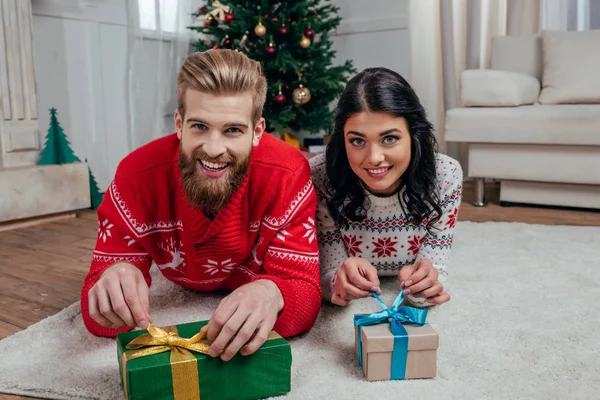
[81, 50, 321, 361]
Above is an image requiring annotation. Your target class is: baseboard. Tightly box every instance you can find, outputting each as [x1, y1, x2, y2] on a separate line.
[500, 180, 600, 210]
[0, 211, 77, 232]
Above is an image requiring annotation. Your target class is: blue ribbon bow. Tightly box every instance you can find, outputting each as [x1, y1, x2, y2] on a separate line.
[354, 290, 428, 379]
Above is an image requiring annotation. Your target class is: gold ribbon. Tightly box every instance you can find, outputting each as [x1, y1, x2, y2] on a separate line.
[122, 324, 210, 399]
[121, 324, 283, 399]
[207, 0, 230, 21]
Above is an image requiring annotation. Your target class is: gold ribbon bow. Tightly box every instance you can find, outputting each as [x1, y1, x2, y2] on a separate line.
[122, 324, 210, 399]
[208, 0, 230, 21]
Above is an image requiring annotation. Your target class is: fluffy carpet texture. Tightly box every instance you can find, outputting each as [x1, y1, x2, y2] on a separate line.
[0, 221, 599, 399]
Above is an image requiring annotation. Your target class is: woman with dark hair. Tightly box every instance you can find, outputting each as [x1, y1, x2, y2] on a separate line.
[310, 67, 462, 308]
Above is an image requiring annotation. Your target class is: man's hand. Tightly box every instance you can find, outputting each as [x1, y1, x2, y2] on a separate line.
[398, 259, 450, 305]
[331, 258, 381, 306]
[88, 262, 152, 329]
[206, 280, 284, 361]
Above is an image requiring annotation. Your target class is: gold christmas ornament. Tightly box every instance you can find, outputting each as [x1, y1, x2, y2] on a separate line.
[254, 21, 267, 37]
[299, 35, 311, 48]
[293, 84, 311, 105]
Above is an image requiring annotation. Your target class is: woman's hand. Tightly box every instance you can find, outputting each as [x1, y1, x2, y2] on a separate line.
[331, 258, 381, 306]
[398, 259, 450, 305]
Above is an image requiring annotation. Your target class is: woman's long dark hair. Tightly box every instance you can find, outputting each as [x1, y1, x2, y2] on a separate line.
[326, 67, 442, 233]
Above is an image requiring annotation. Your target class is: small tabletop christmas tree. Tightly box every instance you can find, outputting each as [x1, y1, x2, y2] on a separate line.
[38, 108, 104, 209]
[189, 0, 356, 135]
[38, 108, 81, 165]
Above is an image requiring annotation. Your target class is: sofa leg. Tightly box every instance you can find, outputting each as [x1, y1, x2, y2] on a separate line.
[472, 178, 488, 207]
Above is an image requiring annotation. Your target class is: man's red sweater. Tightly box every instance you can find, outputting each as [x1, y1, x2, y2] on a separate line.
[81, 133, 321, 338]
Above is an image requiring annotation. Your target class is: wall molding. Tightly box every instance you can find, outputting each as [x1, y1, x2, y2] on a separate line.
[337, 14, 408, 35]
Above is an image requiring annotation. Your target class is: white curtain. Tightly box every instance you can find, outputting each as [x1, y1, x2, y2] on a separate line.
[408, 0, 541, 167]
[125, 0, 194, 151]
[541, 0, 600, 31]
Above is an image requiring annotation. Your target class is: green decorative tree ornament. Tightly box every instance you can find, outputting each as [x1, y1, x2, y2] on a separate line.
[38, 108, 105, 209]
[38, 108, 81, 165]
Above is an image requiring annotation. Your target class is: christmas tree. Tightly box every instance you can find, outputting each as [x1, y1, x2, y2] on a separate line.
[189, 0, 356, 135]
[38, 108, 81, 165]
[87, 160, 105, 209]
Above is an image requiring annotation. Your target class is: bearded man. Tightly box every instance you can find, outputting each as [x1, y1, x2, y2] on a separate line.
[81, 50, 321, 361]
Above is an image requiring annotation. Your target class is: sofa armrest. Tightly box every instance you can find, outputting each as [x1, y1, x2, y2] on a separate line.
[460, 69, 540, 107]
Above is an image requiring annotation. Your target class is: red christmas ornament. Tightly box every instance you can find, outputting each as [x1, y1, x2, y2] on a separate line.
[203, 20, 210, 27]
[275, 93, 286, 104]
[225, 12, 234, 23]
[279, 25, 288, 35]
[267, 44, 276, 55]
[305, 28, 315, 38]
[213, 45, 221, 50]
[264, 14, 269, 18]
[200, 6, 207, 13]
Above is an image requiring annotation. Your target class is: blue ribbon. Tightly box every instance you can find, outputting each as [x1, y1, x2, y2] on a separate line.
[354, 290, 428, 379]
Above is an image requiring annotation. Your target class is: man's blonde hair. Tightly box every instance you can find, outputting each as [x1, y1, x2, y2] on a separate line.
[177, 49, 267, 124]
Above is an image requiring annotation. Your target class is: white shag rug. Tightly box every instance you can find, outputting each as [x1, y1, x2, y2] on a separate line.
[1, 221, 599, 400]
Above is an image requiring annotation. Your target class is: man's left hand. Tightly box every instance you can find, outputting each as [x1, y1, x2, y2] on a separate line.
[205, 280, 284, 361]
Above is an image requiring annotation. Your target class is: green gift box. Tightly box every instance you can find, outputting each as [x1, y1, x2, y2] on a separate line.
[117, 320, 292, 400]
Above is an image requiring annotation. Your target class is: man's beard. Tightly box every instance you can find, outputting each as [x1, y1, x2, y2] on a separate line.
[178, 146, 251, 216]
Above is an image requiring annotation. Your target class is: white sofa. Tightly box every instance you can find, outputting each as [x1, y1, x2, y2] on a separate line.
[445, 30, 600, 209]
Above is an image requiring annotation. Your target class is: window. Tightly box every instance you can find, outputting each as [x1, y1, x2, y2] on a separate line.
[138, 0, 179, 32]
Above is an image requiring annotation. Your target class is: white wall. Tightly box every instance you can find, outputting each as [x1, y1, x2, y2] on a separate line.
[31, 0, 410, 188]
[332, 0, 409, 77]
[32, 0, 129, 191]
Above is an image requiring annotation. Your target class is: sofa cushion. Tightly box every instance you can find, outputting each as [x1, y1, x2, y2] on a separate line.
[460, 70, 540, 107]
[491, 35, 542, 80]
[539, 30, 600, 104]
[445, 104, 600, 145]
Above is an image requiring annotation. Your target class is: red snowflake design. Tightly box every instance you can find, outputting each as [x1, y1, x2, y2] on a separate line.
[445, 208, 459, 229]
[407, 235, 426, 255]
[343, 235, 363, 257]
[371, 237, 398, 258]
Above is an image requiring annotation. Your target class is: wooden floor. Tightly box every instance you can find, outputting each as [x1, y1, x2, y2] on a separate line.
[0, 182, 599, 399]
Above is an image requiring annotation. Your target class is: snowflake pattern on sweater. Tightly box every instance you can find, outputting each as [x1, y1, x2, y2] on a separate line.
[309, 152, 463, 304]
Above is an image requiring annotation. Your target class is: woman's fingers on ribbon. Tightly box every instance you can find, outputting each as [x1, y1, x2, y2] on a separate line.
[208, 303, 246, 359]
[346, 259, 379, 292]
[357, 260, 381, 294]
[398, 262, 418, 288]
[342, 281, 370, 300]
[331, 293, 350, 306]
[405, 270, 439, 296]
[413, 282, 443, 299]
[403, 261, 435, 295]
[427, 291, 451, 305]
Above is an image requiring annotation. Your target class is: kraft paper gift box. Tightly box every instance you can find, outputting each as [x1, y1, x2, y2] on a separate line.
[117, 320, 291, 400]
[354, 291, 439, 381]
